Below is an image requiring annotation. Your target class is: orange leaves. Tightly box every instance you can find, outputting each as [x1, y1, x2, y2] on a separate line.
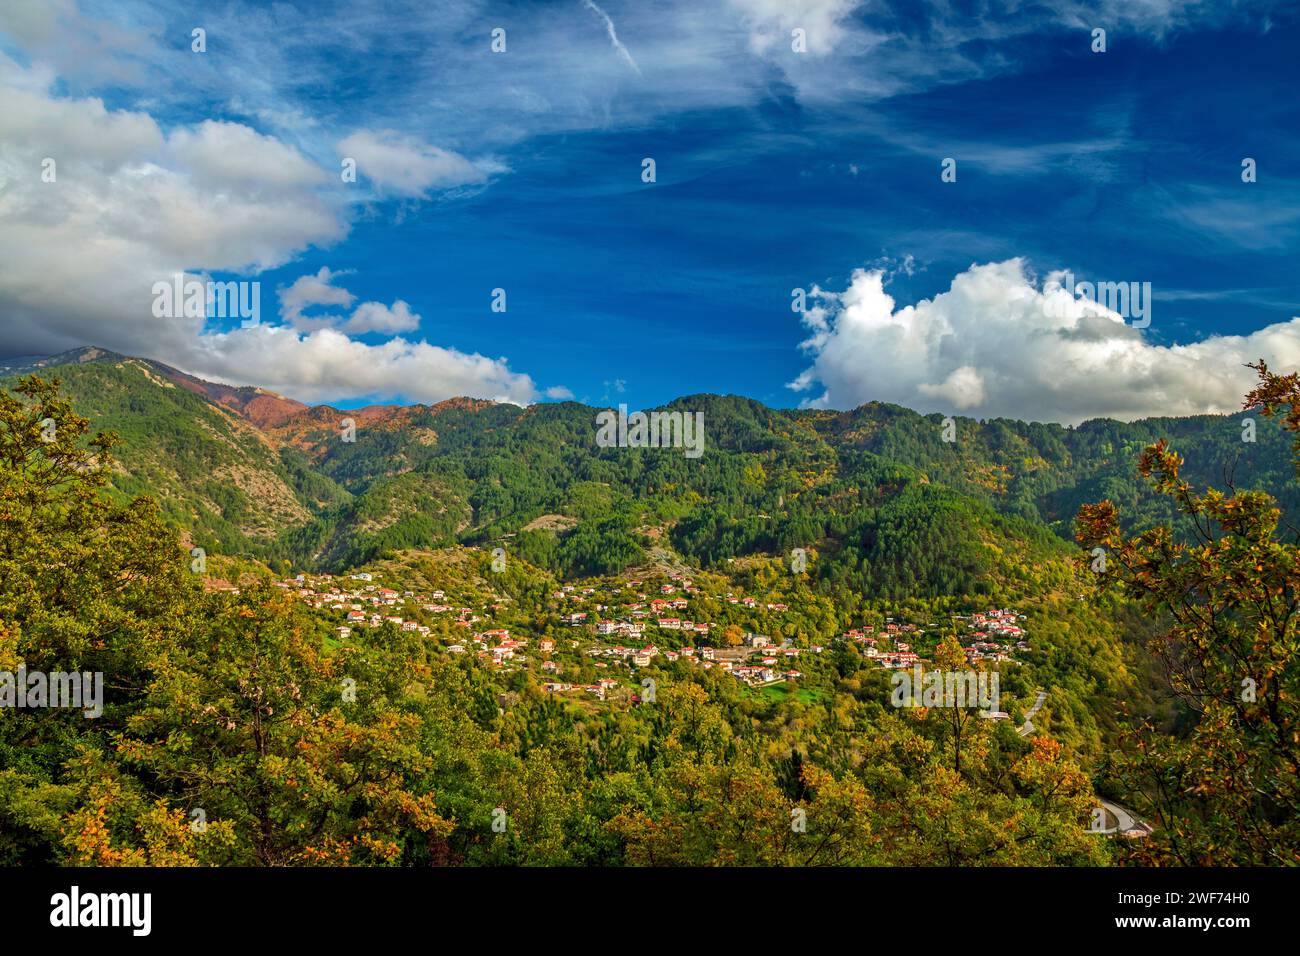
[397, 791, 454, 839]
[1028, 736, 1062, 763]
[66, 797, 125, 867]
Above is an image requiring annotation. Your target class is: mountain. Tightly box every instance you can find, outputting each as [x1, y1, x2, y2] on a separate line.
[6, 346, 1295, 868]
[0, 345, 127, 374]
[155, 361, 309, 428]
[4, 347, 1295, 590]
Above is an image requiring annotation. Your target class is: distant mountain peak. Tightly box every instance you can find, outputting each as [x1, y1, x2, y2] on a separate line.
[153, 363, 310, 429]
[0, 345, 127, 373]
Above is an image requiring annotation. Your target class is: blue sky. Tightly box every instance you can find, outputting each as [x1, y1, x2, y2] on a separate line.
[1, 0, 1298, 423]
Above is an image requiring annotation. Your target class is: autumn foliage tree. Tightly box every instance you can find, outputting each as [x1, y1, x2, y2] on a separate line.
[1076, 362, 1300, 865]
[1, 377, 454, 865]
[0, 374, 1191, 867]
[0, 376, 203, 862]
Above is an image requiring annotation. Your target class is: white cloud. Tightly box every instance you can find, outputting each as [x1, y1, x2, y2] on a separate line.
[0, 82, 342, 359]
[917, 365, 986, 409]
[582, 0, 642, 74]
[187, 327, 541, 406]
[0, 67, 558, 407]
[729, 0, 863, 55]
[1044, 0, 1275, 39]
[0, 63, 162, 171]
[336, 129, 488, 198]
[344, 300, 421, 334]
[278, 267, 356, 326]
[3, 0, 1279, 168]
[170, 120, 327, 190]
[0, 0, 160, 86]
[789, 259, 1300, 424]
[277, 269, 421, 335]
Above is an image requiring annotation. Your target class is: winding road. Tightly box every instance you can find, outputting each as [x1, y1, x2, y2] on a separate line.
[1017, 688, 1152, 837]
[1017, 689, 1047, 737]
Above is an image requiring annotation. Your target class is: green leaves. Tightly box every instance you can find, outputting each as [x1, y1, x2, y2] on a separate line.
[1077, 363, 1300, 865]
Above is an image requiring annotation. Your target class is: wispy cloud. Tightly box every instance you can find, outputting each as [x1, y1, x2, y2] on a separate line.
[582, 0, 641, 75]
[2, 0, 1294, 413]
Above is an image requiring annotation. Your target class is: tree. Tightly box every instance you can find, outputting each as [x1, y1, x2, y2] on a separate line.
[0, 376, 207, 863]
[928, 634, 987, 774]
[1075, 361, 1300, 865]
[1, 377, 456, 865]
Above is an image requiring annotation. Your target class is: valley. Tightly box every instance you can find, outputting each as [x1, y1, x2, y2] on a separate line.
[2, 348, 1295, 866]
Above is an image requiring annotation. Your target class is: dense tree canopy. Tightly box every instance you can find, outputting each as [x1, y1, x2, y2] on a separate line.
[1, 375, 1117, 866]
[1077, 362, 1300, 865]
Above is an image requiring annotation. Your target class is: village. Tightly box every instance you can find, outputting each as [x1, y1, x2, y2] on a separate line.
[235, 561, 1032, 705]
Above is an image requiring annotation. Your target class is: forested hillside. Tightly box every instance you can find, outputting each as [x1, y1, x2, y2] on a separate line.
[4, 348, 1295, 590]
[3, 353, 1297, 866]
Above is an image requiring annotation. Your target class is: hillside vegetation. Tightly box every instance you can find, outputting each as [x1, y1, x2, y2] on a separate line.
[5, 349, 1295, 588]
[2, 352, 1297, 866]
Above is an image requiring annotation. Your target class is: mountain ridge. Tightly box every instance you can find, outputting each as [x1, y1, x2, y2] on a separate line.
[4, 346, 1295, 585]
[2, 344, 1258, 431]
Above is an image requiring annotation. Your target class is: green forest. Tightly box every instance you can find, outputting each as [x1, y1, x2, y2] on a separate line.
[1, 351, 1297, 865]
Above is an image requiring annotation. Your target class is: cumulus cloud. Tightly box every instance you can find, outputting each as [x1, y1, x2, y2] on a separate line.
[336, 129, 488, 198]
[0, 60, 162, 171]
[789, 259, 1300, 424]
[0, 0, 159, 86]
[344, 300, 421, 335]
[170, 120, 327, 190]
[278, 267, 356, 327]
[0, 71, 343, 361]
[187, 327, 542, 406]
[0, 65, 557, 407]
[277, 268, 421, 335]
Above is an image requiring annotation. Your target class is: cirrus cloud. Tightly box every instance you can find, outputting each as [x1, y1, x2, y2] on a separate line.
[728, 0, 863, 56]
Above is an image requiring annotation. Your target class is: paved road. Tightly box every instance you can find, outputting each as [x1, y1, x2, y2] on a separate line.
[1095, 799, 1153, 837]
[1017, 689, 1047, 736]
[1015, 689, 1153, 838]
[1100, 800, 1136, 832]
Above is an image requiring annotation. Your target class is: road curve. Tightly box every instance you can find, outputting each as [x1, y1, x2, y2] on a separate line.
[1017, 689, 1047, 737]
[1015, 689, 1153, 837]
